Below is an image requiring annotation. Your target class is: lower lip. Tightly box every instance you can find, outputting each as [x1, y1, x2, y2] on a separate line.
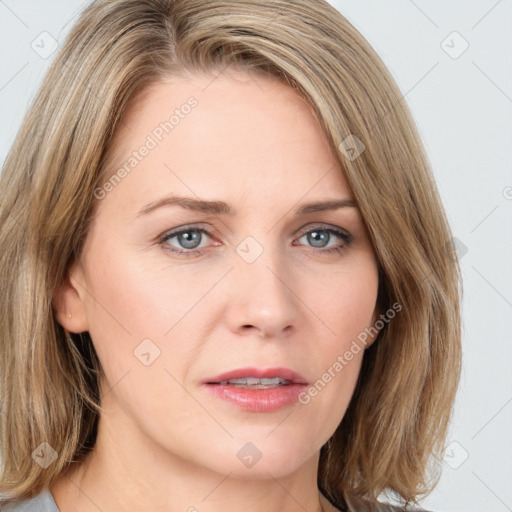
[202, 383, 307, 412]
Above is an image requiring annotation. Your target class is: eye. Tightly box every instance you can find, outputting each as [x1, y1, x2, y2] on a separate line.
[294, 225, 352, 254]
[158, 225, 217, 258]
[158, 223, 353, 258]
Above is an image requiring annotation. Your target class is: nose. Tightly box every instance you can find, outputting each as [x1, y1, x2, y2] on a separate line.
[223, 244, 301, 339]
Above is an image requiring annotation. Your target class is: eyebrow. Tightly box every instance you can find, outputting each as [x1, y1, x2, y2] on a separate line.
[136, 194, 358, 218]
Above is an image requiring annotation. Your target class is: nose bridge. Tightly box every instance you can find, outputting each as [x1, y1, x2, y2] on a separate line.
[226, 234, 299, 337]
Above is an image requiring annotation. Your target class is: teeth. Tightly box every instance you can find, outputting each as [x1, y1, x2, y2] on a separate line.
[218, 377, 290, 388]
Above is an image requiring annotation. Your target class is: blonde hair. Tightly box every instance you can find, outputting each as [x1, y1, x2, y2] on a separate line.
[0, 0, 462, 509]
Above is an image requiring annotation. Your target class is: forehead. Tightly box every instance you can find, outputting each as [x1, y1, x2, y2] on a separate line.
[99, 69, 352, 213]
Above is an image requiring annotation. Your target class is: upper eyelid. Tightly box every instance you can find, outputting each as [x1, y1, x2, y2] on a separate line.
[161, 222, 349, 235]
[160, 223, 352, 245]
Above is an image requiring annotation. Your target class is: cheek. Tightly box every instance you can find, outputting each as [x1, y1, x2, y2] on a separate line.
[81, 248, 202, 432]
[81, 242, 213, 353]
[311, 258, 379, 345]
[81, 228, 378, 398]
[307, 276, 371, 386]
[291, 257, 378, 430]
[80, 242, 229, 429]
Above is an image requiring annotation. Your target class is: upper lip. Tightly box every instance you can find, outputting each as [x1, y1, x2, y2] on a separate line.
[203, 367, 308, 385]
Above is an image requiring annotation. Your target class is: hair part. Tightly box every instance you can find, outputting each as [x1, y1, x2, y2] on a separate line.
[0, 0, 462, 508]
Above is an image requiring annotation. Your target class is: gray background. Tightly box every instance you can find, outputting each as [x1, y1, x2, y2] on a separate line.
[1, 1, 511, 511]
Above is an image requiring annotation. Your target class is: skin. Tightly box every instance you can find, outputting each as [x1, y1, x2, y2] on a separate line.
[52, 68, 381, 512]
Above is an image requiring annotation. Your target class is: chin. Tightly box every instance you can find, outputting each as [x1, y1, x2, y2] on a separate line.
[201, 435, 317, 479]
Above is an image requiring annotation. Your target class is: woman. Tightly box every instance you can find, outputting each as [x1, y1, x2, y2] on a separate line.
[0, 0, 462, 511]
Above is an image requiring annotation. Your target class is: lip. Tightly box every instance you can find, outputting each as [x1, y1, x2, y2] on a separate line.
[201, 366, 309, 413]
[202, 366, 308, 385]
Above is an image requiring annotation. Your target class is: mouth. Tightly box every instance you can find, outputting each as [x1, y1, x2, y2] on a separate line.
[203, 366, 308, 387]
[215, 377, 292, 389]
[201, 367, 308, 412]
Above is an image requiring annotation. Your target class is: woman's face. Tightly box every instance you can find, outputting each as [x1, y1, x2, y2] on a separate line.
[58, 69, 380, 478]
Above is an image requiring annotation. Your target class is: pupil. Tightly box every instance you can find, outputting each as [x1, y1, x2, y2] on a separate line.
[179, 231, 201, 249]
[308, 230, 328, 248]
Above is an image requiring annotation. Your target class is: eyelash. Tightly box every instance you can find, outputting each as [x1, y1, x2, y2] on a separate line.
[157, 223, 353, 259]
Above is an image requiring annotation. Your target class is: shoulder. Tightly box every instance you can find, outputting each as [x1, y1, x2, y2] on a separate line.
[1, 488, 60, 512]
[321, 492, 433, 512]
[346, 495, 434, 512]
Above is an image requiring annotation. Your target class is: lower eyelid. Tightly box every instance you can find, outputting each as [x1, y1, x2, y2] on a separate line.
[160, 225, 352, 254]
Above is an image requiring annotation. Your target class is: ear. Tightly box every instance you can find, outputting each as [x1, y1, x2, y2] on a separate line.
[364, 305, 383, 349]
[371, 306, 381, 326]
[52, 260, 89, 333]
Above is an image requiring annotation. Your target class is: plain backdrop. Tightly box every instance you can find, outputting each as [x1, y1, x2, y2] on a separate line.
[1, 1, 511, 511]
